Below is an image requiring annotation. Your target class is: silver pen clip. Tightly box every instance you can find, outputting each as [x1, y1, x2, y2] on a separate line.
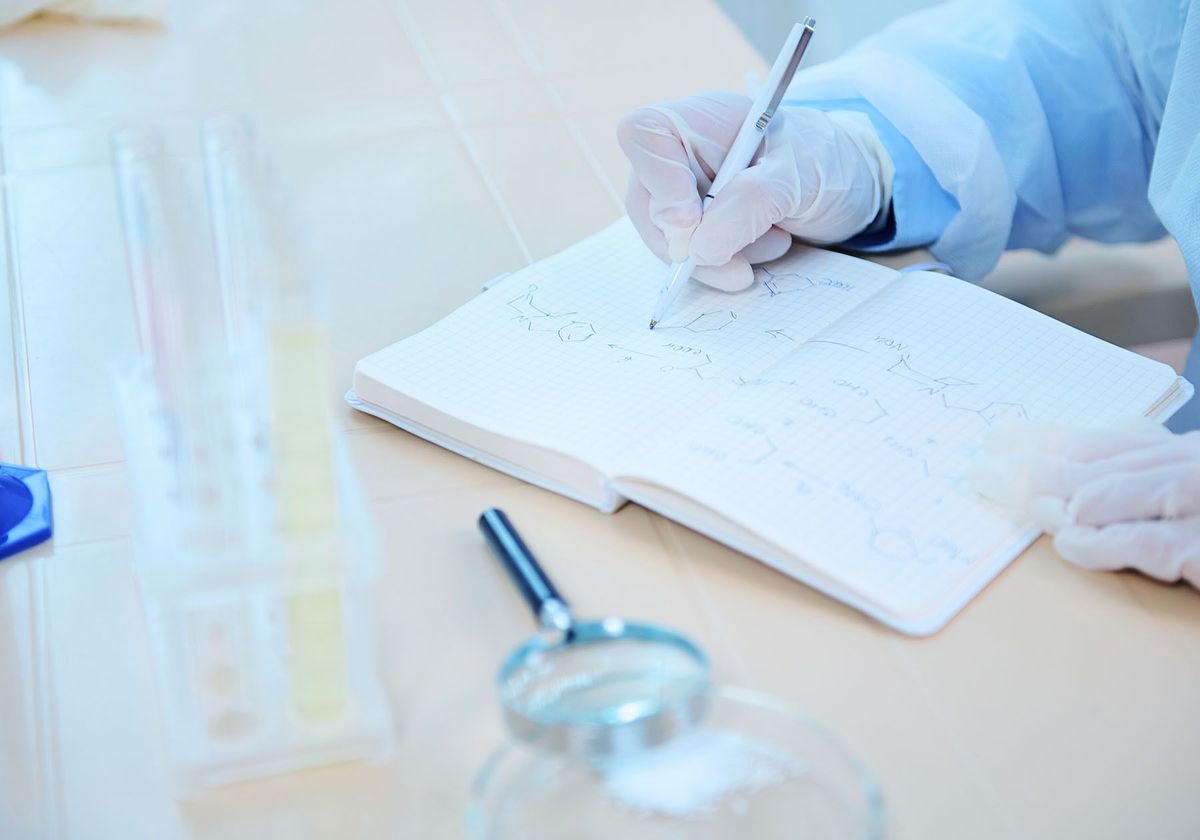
[755, 17, 816, 131]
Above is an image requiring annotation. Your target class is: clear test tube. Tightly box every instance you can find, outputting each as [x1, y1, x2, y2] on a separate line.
[219, 124, 341, 542]
[111, 128, 187, 390]
[201, 115, 275, 514]
[200, 116, 351, 725]
[113, 129, 248, 558]
[112, 128, 264, 754]
[201, 114, 264, 354]
[114, 123, 392, 783]
[261, 229, 348, 723]
[267, 260, 350, 724]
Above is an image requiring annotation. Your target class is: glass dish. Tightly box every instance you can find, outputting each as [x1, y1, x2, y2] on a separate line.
[469, 684, 885, 839]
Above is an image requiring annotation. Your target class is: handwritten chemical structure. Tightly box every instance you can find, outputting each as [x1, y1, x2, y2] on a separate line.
[869, 522, 919, 563]
[557, 321, 596, 343]
[657, 310, 738, 333]
[940, 395, 1030, 426]
[506, 284, 597, 343]
[781, 459, 826, 495]
[735, 375, 797, 388]
[507, 284, 573, 321]
[724, 415, 780, 465]
[880, 433, 976, 483]
[760, 269, 814, 297]
[885, 354, 1030, 425]
[971, 401, 1030, 425]
[607, 343, 660, 363]
[661, 353, 718, 380]
[888, 355, 975, 396]
[758, 267, 856, 297]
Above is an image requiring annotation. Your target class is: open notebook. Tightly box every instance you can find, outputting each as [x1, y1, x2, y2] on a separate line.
[350, 220, 1192, 634]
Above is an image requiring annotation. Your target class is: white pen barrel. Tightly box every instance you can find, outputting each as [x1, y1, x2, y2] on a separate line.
[648, 20, 812, 328]
[650, 258, 697, 325]
[706, 21, 807, 200]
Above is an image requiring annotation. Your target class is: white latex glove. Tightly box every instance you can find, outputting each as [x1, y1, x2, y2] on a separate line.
[616, 90, 893, 292]
[0, 0, 166, 28]
[970, 421, 1200, 588]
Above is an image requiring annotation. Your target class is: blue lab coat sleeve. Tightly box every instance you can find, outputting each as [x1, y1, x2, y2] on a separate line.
[786, 0, 1180, 281]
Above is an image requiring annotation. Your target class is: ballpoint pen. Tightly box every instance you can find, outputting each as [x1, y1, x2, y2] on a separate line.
[648, 17, 816, 329]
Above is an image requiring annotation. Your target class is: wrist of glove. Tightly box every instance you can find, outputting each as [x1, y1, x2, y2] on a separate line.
[617, 91, 893, 292]
[970, 422, 1200, 588]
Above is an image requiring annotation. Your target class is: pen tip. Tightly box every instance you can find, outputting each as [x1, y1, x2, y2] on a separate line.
[648, 320, 657, 330]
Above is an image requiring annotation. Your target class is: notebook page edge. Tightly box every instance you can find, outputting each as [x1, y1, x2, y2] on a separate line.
[613, 476, 992, 635]
[345, 386, 623, 513]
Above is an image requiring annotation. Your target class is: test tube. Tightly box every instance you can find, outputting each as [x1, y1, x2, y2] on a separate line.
[112, 128, 249, 558]
[264, 241, 347, 723]
[268, 259, 350, 724]
[201, 117, 350, 723]
[201, 115, 338, 539]
[202, 114, 264, 354]
[112, 128, 265, 753]
[111, 128, 188, 391]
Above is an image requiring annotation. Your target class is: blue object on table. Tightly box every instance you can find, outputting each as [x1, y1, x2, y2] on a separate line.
[0, 462, 52, 561]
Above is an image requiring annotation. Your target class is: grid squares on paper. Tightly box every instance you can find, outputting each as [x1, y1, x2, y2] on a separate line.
[629, 270, 1180, 622]
[356, 218, 900, 475]
[356, 221, 1178, 626]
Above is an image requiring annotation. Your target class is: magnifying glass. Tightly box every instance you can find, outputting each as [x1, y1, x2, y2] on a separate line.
[478, 509, 711, 759]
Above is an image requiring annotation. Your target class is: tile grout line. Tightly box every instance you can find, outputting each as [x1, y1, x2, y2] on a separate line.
[1, 174, 36, 465]
[491, 0, 624, 215]
[647, 513, 754, 686]
[376, 0, 445, 90]
[42, 459, 127, 476]
[561, 107, 624, 212]
[31, 560, 63, 839]
[381, 0, 534, 266]
[447, 118, 534, 265]
[487, 0, 545, 76]
[1, 139, 58, 837]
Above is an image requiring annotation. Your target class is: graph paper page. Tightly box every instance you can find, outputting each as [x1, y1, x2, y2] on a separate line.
[624, 271, 1182, 626]
[354, 218, 899, 476]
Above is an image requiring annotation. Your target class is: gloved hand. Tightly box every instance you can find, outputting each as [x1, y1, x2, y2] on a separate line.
[616, 91, 893, 291]
[969, 422, 1200, 588]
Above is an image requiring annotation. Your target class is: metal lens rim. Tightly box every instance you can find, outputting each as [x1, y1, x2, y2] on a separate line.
[496, 618, 711, 755]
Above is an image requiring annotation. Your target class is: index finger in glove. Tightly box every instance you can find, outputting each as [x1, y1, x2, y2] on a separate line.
[624, 176, 672, 264]
[617, 93, 756, 260]
[627, 170, 790, 292]
[688, 163, 795, 269]
[617, 107, 703, 261]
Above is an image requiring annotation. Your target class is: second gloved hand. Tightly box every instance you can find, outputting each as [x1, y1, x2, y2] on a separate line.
[617, 91, 893, 291]
[970, 422, 1200, 588]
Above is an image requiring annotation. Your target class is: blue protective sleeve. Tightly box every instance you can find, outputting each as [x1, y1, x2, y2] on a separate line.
[785, 0, 1181, 279]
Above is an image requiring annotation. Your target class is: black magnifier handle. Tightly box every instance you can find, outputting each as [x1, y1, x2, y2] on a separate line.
[479, 508, 574, 633]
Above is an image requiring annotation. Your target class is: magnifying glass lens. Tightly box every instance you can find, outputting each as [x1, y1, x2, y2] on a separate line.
[504, 636, 706, 728]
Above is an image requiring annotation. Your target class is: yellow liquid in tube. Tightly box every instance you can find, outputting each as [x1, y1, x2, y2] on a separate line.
[268, 321, 349, 724]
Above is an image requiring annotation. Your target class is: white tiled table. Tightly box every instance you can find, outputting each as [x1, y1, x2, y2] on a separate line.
[1, 2, 1198, 838]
